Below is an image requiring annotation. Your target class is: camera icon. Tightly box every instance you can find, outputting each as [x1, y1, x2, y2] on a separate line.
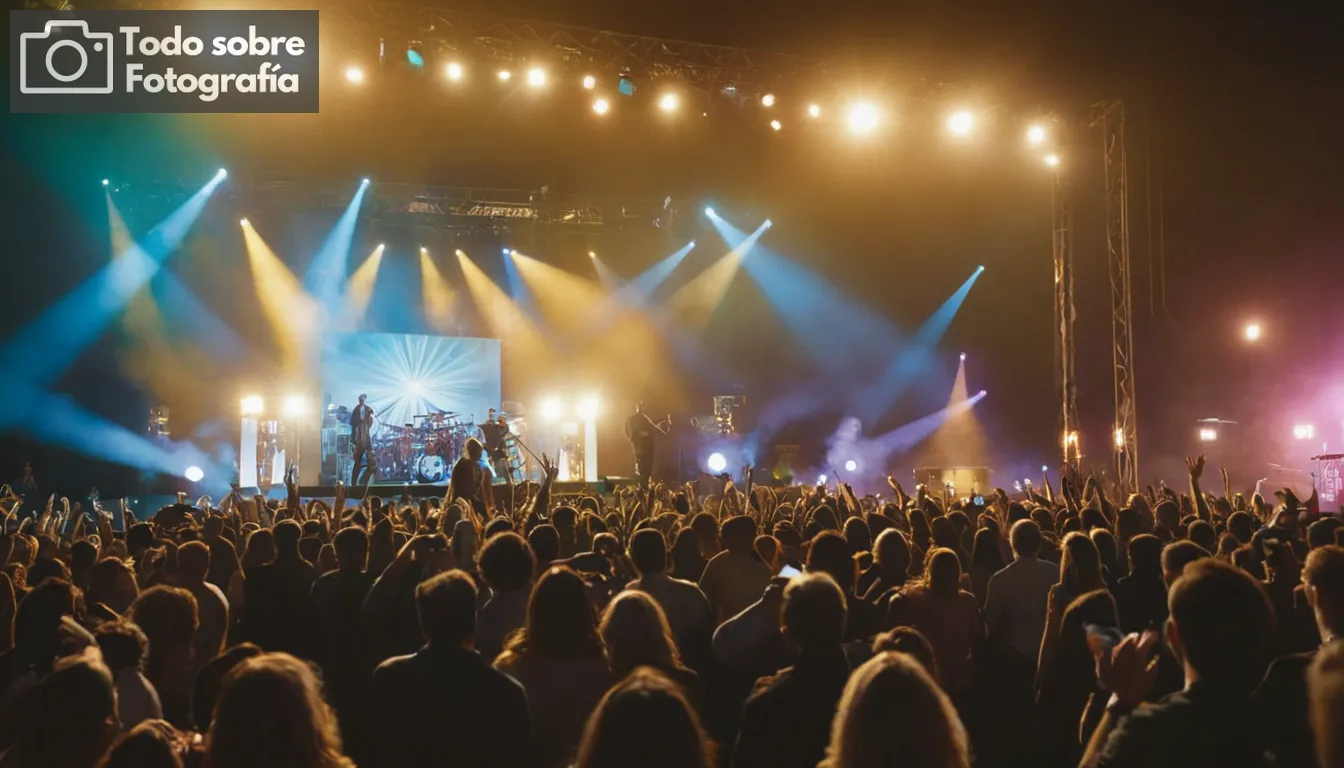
[19, 19, 114, 94]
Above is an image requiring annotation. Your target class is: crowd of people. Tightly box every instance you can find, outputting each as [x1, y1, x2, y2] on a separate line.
[0, 445, 1341, 768]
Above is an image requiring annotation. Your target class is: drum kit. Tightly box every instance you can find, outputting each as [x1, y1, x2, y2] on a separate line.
[371, 410, 479, 484]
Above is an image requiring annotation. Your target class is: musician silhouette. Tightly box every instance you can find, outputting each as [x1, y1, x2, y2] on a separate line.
[350, 393, 374, 484]
[625, 401, 670, 484]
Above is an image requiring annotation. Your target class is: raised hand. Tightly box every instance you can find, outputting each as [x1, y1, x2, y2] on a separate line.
[1186, 455, 1206, 482]
[1095, 630, 1160, 709]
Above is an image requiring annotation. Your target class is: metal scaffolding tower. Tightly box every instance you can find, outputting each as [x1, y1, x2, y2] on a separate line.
[1092, 99, 1139, 492]
[1052, 168, 1080, 473]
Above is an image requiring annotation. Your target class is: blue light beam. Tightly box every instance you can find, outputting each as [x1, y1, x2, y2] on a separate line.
[303, 179, 370, 315]
[857, 267, 984, 421]
[0, 172, 226, 396]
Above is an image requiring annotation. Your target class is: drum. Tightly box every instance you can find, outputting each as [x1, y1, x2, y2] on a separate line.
[415, 453, 447, 484]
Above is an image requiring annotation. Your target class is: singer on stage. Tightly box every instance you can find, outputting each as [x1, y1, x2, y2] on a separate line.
[350, 393, 374, 484]
[624, 401, 670, 483]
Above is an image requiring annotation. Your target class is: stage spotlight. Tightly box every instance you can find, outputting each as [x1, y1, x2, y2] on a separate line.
[1294, 424, 1315, 440]
[1026, 124, 1047, 145]
[761, 93, 776, 107]
[576, 395, 600, 421]
[497, 69, 512, 81]
[582, 74, 596, 89]
[240, 395, 264, 416]
[283, 395, 308, 418]
[1199, 427, 1219, 443]
[1043, 153, 1062, 168]
[445, 61, 464, 81]
[102, 179, 109, 186]
[704, 206, 715, 217]
[658, 92, 679, 112]
[978, 390, 987, 397]
[817, 474, 827, 485]
[539, 397, 564, 422]
[707, 452, 728, 473]
[455, 249, 465, 257]
[184, 466, 205, 483]
[361, 177, 371, 186]
[689, 240, 696, 248]
[592, 97, 610, 115]
[1114, 428, 1126, 448]
[846, 102, 879, 135]
[526, 67, 546, 88]
[807, 103, 822, 118]
[406, 45, 424, 68]
[618, 72, 636, 96]
[345, 66, 365, 84]
[769, 119, 782, 131]
[419, 246, 427, 254]
[502, 247, 513, 256]
[1244, 321, 1263, 342]
[947, 110, 975, 136]
[977, 265, 985, 272]
[763, 219, 773, 228]
[216, 168, 228, 180]
[239, 218, 249, 227]
[588, 251, 596, 258]
[844, 459, 858, 472]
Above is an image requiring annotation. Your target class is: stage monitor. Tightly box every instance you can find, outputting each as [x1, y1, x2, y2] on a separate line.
[319, 333, 501, 485]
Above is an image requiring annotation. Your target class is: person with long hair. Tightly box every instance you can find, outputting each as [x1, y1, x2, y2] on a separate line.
[128, 586, 198, 730]
[203, 652, 354, 768]
[886, 548, 981, 699]
[574, 667, 714, 768]
[95, 719, 187, 768]
[820, 652, 970, 768]
[968, 527, 1007, 609]
[598, 591, 700, 702]
[862, 529, 912, 612]
[495, 566, 610, 768]
[1036, 589, 1118, 767]
[1036, 531, 1106, 694]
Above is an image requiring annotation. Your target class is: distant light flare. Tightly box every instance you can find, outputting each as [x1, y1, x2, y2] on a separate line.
[345, 66, 365, 84]
[445, 62, 464, 81]
[807, 103, 822, 119]
[592, 97, 610, 115]
[1026, 124, 1047, 145]
[582, 74, 596, 89]
[659, 92, 679, 112]
[947, 110, 976, 136]
[846, 103, 879, 135]
[1244, 321, 1263, 342]
[526, 67, 546, 88]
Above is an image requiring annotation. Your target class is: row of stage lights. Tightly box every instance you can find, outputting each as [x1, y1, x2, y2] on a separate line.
[340, 60, 1064, 168]
[240, 394, 309, 418]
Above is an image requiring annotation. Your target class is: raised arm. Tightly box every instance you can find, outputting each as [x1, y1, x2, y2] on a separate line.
[1187, 455, 1211, 522]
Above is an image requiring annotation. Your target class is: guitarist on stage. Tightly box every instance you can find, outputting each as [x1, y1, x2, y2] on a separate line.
[624, 401, 670, 484]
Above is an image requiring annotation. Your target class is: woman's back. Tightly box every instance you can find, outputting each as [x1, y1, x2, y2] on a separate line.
[496, 650, 611, 768]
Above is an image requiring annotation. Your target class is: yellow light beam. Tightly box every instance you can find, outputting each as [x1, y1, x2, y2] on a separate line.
[666, 220, 768, 330]
[420, 248, 456, 332]
[456, 251, 549, 367]
[241, 220, 320, 372]
[924, 356, 987, 468]
[345, 244, 384, 327]
[509, 251, 673, 393]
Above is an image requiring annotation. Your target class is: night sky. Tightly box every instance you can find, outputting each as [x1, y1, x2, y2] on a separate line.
[3, 0, 1341, 493]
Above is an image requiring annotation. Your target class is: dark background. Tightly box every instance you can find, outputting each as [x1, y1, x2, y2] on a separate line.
[3, 0, 1342, 495]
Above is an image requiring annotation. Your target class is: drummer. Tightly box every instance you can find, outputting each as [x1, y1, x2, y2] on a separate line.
[480, 409, 511, 478]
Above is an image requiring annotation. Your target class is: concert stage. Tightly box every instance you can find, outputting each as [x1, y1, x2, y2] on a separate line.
[294, 477, 639, 500]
